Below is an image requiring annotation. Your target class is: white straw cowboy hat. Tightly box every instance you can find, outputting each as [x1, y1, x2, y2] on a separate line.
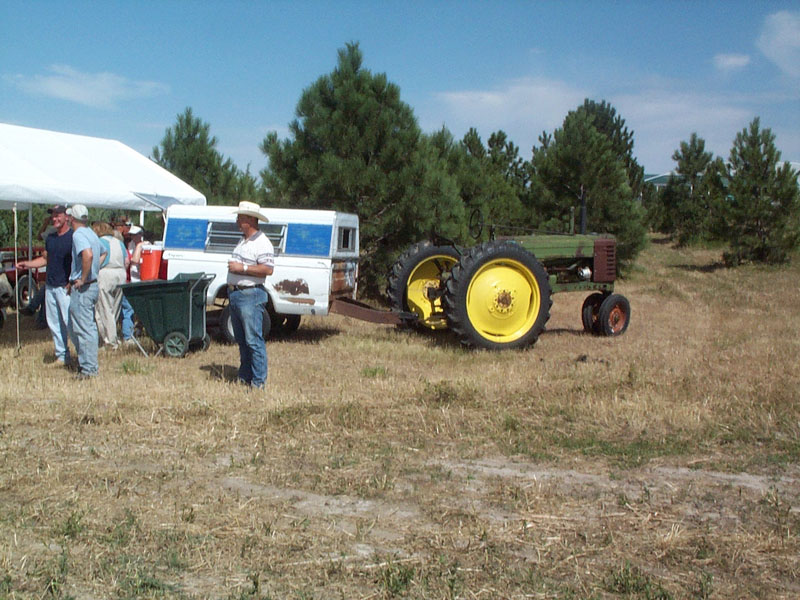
[232, 201, 269, 222]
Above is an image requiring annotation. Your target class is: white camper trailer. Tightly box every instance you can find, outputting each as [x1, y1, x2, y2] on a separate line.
[160, 204, 359, 340]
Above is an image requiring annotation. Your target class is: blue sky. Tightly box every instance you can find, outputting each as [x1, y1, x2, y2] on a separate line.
[2, 1, 799, 177]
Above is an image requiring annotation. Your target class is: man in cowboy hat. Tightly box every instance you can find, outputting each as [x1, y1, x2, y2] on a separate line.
[227, 201, 274, 388]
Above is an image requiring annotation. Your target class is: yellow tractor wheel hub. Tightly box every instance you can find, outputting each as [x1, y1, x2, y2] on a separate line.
[406, 254, 458, 329]
[465, 258, 541, 342]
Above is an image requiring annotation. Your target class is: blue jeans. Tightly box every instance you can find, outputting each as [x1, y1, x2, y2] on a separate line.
[229, 287, 268, 388]
[120, 296, 134, 340]
[68, 282, 99, 376]
[45, 285, 71, 363]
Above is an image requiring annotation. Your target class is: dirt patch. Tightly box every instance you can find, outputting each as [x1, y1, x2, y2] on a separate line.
[220, 475, 422, 545]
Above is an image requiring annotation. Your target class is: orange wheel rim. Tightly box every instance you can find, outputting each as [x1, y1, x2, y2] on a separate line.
[608, 306, 627, 334]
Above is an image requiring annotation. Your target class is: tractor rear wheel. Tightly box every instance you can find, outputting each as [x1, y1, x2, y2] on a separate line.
[386, 241, 460, 330]
[444, 241, 551, 350]
[597, 293, 630, 336]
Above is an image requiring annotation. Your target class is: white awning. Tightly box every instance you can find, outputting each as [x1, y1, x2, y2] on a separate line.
[0, 122, 206, 211]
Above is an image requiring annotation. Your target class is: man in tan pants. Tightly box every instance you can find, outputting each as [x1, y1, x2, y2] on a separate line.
[93, 222, 128, 349]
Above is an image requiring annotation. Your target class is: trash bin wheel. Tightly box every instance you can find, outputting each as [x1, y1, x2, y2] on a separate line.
[163, 331, 189, 358]
[201, 334, 211, 352]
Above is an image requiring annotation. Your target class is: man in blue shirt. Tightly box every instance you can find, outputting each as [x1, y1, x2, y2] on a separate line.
[66, 204, 105, 378]
[15, 205, 73, 365]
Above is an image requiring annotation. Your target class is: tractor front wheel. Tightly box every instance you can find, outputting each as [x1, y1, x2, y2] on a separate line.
[386, 241, 460, 330]
[581, 292, 606, 334]
[444, 241, 551, 350]
[597, 294, 630, 337]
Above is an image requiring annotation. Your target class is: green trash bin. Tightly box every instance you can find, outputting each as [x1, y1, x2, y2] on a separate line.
[120, 273, 215, 357]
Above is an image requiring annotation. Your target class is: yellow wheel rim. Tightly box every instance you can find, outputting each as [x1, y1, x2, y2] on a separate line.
[406, 254, 457, 329]
[465, 258, 541, 343]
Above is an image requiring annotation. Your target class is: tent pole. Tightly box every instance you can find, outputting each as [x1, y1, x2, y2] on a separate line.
[28, 204, 33, 261]
[13, 204, 21, 354]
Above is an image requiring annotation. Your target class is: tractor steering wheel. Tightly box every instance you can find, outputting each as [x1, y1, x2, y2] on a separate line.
[468, 208, 483, 240]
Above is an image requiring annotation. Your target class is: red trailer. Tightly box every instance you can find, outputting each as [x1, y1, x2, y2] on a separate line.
[0, 246, 46, 312]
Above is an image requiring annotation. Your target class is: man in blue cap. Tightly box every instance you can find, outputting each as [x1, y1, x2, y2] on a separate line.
[15, 204, 73, 365]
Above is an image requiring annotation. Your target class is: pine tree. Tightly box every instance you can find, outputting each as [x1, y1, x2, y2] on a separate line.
[723, 118, 800, 264]
[152, 107, 250, 206]
[576, 99, 645, 199]
[653, 176, 682, 236]
[260, 43, 464, 294]
[443, 129, 525, 235]
[531, 108, 647, 267]
[671, 133, 714, 244]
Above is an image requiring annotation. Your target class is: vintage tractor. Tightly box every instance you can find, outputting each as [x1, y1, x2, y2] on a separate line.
[386, 213, 630, 350]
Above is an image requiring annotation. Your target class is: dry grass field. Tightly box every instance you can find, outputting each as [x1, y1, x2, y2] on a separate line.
[0, 236, 798, 599]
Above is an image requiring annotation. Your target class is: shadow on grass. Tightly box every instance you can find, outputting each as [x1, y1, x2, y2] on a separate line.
[650, 235, 674, 245]
[393, 324, 590, 352]
[200, 363, 239, 383]
[388, 327, 464, 351]
[276, 327, 340, 344]
[543, 327, 588, 337]
[0, 313, 51, 348]
[207, 324, 340, 346]
[671, 262, 728, 273]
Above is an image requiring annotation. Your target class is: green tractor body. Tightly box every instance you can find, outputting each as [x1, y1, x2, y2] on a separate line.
[511, 233, 616, 294]
[387, 230, 630, 351]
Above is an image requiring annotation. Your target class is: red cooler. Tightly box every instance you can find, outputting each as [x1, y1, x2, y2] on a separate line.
[140, 243, 166, 280]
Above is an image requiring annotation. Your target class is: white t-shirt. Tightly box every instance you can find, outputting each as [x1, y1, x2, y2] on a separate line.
[227, 231, 274, 287]
[127, 241, 141, 282]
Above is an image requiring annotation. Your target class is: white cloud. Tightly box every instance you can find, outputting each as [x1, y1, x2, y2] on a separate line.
[423, 73, 770, 172]
[5, 65, 169, 109]
[421, 51, 800, 173]
[713, 53, 751, 72]
[427, 77, 589, 153]
[613, 89, 753, 171]
[424, 76, 755, 171]
[757, 10, 800, 78]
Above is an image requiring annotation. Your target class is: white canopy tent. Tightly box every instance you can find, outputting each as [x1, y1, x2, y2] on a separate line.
[0, 122, 206, 346]
[0, 122, 206, 211]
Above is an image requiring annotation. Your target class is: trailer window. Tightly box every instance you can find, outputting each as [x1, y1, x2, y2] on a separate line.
[206, 221, 286, 254]
[338, 227, 356, 251]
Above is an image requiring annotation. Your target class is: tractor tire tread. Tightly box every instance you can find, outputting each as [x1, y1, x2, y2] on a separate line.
[444, 240, 552, 350]
[386, 240, 459, 330]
